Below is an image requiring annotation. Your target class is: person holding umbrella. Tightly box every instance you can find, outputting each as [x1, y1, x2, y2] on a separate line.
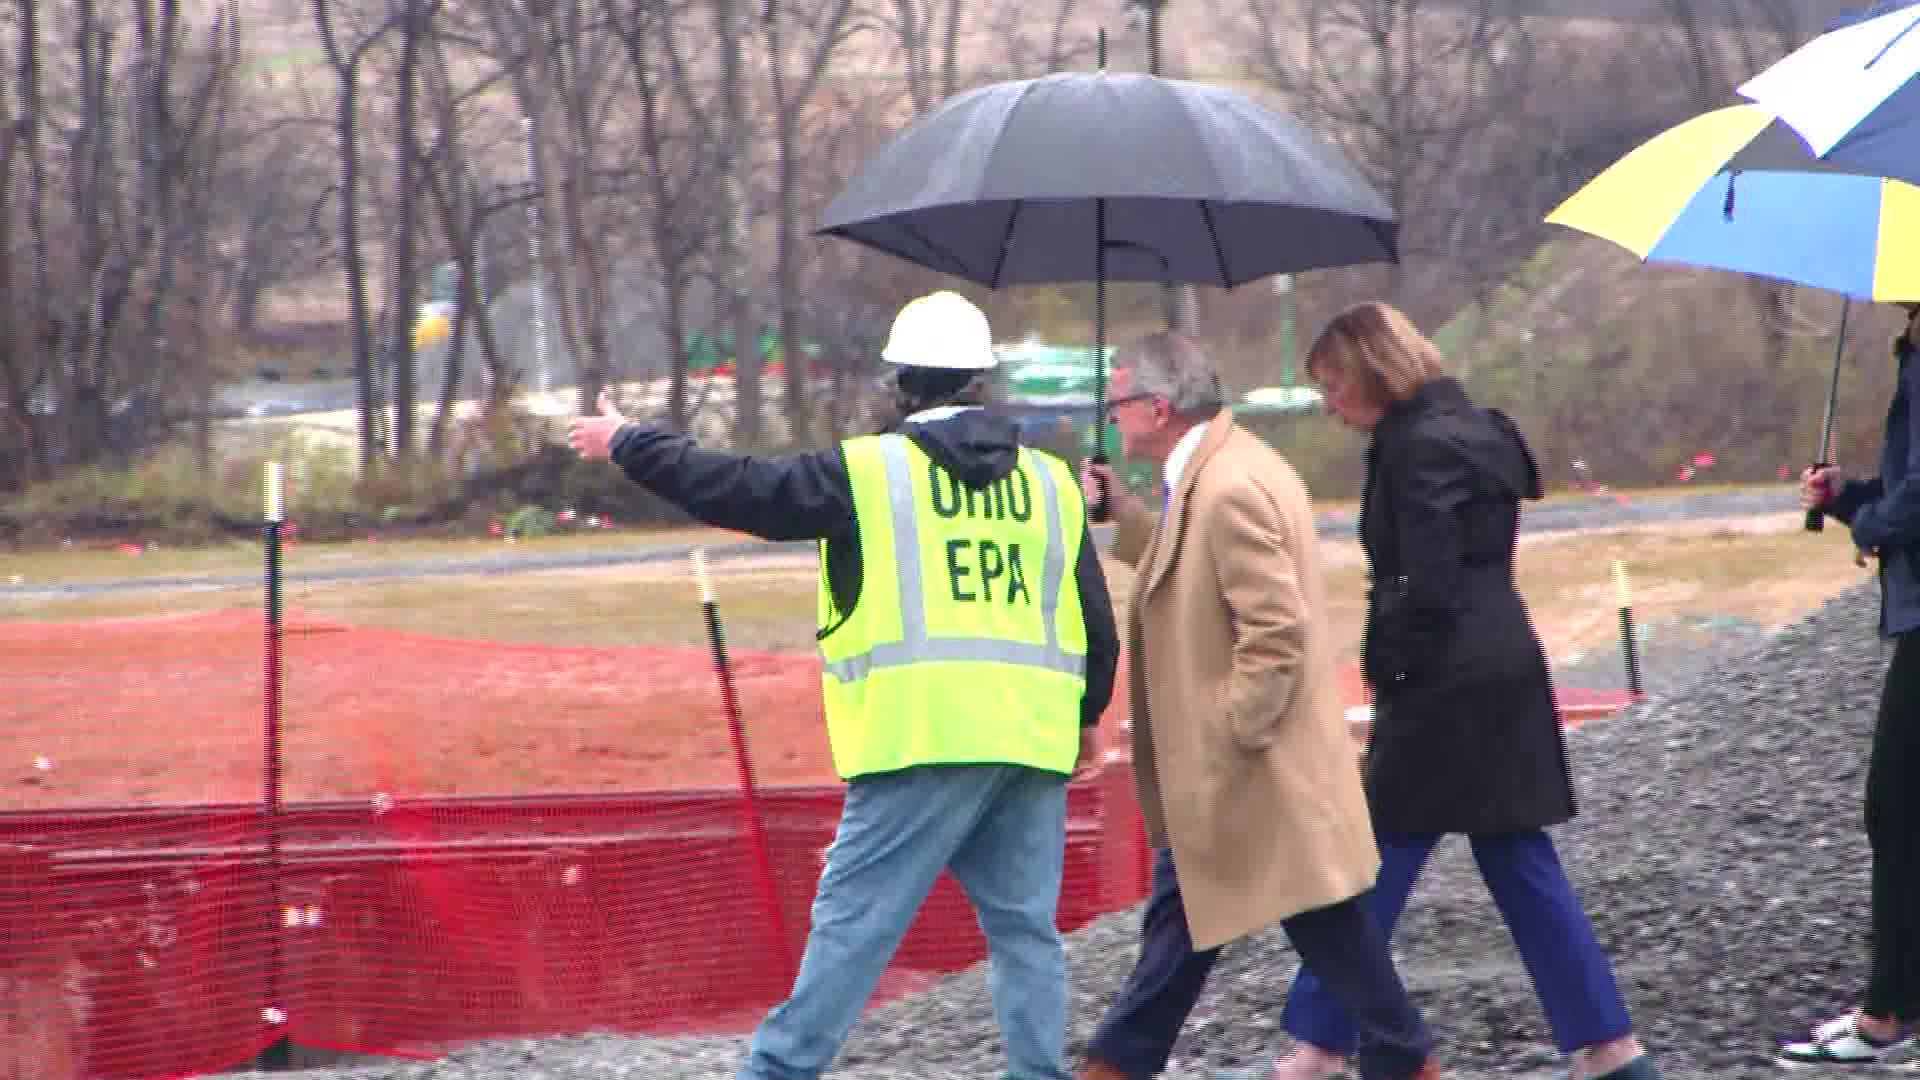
[1271, 302, 1659, 1080]
[1077, 331, 1441, 1080]
[568, 290, 1121, 1080]
[1790, 301, 1920, 1066]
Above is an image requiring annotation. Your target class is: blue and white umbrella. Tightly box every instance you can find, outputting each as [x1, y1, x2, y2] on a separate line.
[1738, 0, 1920, 186]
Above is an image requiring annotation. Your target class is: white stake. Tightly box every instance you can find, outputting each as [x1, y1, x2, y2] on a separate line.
[692, 547, 715, 605]
[264, 462, 285, 523]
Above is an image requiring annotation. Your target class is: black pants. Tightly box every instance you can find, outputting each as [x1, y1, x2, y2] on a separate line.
[1086, 848, 1433, 1080]
[1866, 633, 1920, 1022]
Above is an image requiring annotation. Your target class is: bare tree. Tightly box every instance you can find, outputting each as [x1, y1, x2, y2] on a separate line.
[883, 0, 970, 113]
[1655, 0, 1812, 108]
[1650, 0, 1820, 439]
[763, 0, 856, 446]
[217, 110, 336, 337]
[411, 3, 524, 457]
[0, 0, 248, 489]
[312, 0, 405, 476]
[1242, 0, 1535, 319]
[378, 0, 439, 463]
[0, 0, 56, 486]
[711, 0, 763, 444]
[608, 0, 719, 433]
[483, 0, 631, 414]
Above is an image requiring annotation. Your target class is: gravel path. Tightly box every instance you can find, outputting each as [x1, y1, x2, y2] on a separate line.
[211, 578, 1903, 1080]
[1, 489, 1796, 600]
[1548, 613, 1777, 699]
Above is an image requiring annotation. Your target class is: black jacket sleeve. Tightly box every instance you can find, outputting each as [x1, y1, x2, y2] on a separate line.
[1850, 350, 1920, 552]
[1074, 530, 1120, 728]
[1828, 476, 1885, 525]
[608, 422, 855, 541]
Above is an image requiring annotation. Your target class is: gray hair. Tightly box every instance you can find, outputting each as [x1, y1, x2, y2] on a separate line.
[1122, 331, 1224, 416]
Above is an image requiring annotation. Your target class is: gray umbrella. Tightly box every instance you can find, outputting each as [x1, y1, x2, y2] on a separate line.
[818, 71, 1398, 288]
[819, 68, 1396, 512]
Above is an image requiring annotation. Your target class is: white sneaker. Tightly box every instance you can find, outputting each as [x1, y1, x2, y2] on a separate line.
[1268, 1048, 1354, 1080]
[1779, 1012, 1912, 1066]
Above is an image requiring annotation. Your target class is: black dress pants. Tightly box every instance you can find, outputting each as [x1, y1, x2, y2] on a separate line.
[1086, 848, 1434, 1079]
[1866, 633, 1920, 1022]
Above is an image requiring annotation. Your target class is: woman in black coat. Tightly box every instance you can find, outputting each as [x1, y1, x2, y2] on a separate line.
[1268, 303, 1660, 1080]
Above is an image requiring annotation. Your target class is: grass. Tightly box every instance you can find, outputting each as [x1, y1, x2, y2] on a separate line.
[3, 481, 1788, 584]
[1508, 520, 1870, 660]
[1, 512, 1874, 667]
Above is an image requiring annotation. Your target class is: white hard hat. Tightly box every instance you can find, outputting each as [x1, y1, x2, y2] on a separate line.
[880, 291, 997, 370]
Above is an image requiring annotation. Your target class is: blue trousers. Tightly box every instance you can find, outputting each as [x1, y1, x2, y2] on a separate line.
[742, 764, 1072, 1080]
[1282, 829, 1634, 1056]
[1086, 849, 1433, 1080]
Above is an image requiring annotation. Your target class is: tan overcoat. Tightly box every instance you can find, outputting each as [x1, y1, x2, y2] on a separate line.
[1112, 412, 1379, 950]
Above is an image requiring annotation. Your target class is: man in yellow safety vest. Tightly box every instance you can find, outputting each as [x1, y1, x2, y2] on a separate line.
[569, 290, 1120, 1080]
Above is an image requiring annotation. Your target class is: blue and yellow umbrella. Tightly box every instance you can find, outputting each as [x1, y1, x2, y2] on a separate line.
[1546, 103, 1920, 302]
[1739, 0, 1920, 188]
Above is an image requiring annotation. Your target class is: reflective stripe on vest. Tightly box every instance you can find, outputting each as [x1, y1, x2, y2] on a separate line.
[821, 437, 1085, 684]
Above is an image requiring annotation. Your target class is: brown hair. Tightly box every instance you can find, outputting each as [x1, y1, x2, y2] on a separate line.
[1305, 302, 1448, 404]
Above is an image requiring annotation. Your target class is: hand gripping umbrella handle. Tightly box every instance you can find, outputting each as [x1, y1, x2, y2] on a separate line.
[1088, 451, 1111, 523]
[1804, 465, 1828, 534]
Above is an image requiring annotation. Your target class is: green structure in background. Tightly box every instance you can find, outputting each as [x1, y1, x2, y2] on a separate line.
[992, 341, 1157, 494]
[683, 328, 822, 371]
[993, 339, 1324, 502]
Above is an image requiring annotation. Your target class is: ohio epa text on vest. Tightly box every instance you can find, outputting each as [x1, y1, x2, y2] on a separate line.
[928, 460, 1035, 606]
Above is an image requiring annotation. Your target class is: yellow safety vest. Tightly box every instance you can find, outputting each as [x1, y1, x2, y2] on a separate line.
[817, 433, 1089, 780]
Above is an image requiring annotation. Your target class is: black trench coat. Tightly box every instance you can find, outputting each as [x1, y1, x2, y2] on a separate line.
[1358, 378, 1576, 835]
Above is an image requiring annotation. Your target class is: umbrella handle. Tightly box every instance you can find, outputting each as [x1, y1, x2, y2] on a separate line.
[1088, 451, 1112, 523]
[1807, 301, 1850, 534]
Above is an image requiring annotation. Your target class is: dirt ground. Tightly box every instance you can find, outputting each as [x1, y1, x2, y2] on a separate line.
[0, 607, 1132, 809]
[0, 601, 1370, 811]
[2, 511, 1860, 811]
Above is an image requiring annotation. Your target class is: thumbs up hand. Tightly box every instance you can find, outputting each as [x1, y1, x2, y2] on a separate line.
[568, 390, 632, 461]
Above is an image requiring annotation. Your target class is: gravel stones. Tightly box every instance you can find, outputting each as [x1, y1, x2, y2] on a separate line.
[1550, 612, 1775, 699]
[214, 582, 1898, 1080]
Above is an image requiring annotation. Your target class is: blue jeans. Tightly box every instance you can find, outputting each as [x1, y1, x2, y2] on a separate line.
[1282, 829, 1634, 1056]
[741, 763, 1072, 1080]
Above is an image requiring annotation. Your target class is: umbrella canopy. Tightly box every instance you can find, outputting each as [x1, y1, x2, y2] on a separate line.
[1738, 0, 1920, 185]
[818, 71, 1398, 289]
[1546, 104, 1920, 302]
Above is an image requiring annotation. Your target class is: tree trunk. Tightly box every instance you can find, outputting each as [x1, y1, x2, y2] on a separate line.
[713, 0, 760, 446]
[338, 77, 380, 476]
[940, 0, 962, 98]
[311, 0, 382, 477]
[388, 0, 424, 464]
[429, 276, 470, 460]
[618, 4, 694, 431]
[766, 5, 806, 446]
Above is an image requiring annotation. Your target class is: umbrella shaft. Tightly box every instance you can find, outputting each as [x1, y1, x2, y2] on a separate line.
[1818, 299, 1851, 464]
[1095, 198, 1108, 461]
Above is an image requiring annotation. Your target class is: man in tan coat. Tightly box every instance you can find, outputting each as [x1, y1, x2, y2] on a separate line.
[1078, 333, 1439, 1080]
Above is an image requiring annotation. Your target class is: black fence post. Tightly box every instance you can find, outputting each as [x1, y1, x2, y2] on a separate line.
[255, 462, 292, 1071]
[1614, 559, 1643, 700]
